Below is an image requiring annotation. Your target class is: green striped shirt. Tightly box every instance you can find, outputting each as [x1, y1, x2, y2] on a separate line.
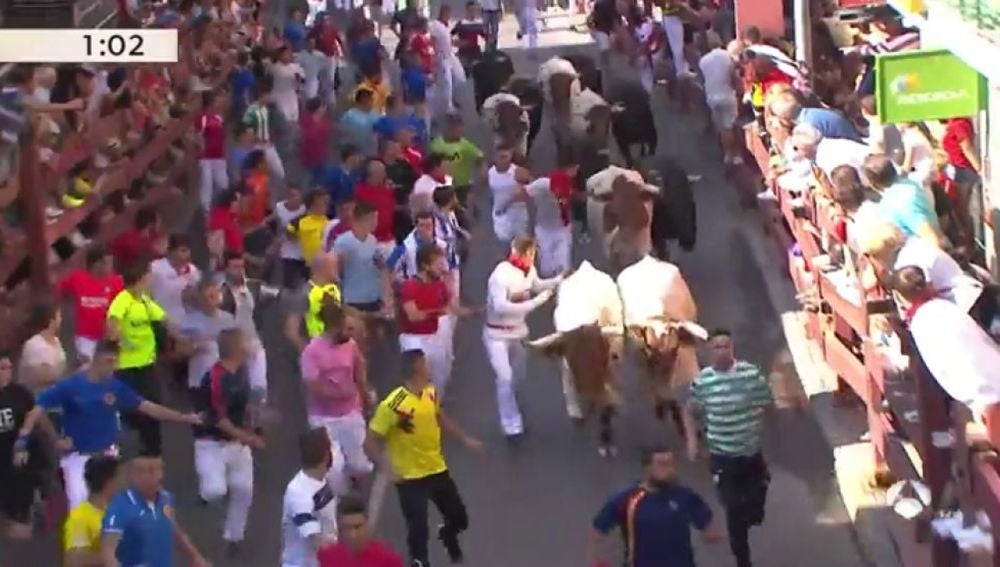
[243, 103, 270, 143]
[689, 361, 773, 457]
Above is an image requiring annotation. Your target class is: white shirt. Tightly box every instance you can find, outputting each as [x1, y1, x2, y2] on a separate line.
[429, 19, 452, 62]
[411, 173, 453, 214]
[485, 261, 560, 339]
[848, 200, 881, 251]
[281, 470, 338, 567]
[902, 127, 935, 183]
[553, 261, 622, 332]
[894, 238, 983, 313]
[276, 201, 306, 259]
[149, 258, 201, 323]
[489, 164, 527, 224]
[698, 48, 736, 103]
[525, 177, 571, 231]
[390, 231, 448, 281]
[814, 138, 871, 177]
[909, 298, 1000, 416]
[297, 50, 326, 82]
[271, 62, 304, 104]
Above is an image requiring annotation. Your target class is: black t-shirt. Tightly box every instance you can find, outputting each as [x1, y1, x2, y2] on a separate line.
[0, 383, 34, 455]
[192, 363, 251, 440]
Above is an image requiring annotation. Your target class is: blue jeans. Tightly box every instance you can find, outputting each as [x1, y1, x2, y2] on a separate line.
[483, 9, 502, 50]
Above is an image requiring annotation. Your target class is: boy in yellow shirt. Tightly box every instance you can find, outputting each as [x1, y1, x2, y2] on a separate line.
[64, 455, 122, 566]
[286, 189, 331, 262]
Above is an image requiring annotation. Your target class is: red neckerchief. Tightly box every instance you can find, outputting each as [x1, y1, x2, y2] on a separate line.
[903, 295, 933, 323]
[507, 253, 532, 275]
[549, 170, 574, 226]
[430, 171, 448, 184]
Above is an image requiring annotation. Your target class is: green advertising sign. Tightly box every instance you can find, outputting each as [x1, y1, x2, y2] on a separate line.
[875, 48, 986, 124]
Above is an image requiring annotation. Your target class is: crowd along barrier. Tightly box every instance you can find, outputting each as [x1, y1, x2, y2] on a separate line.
[741, 121, 1000, 567]
[0, 26, 201, 352]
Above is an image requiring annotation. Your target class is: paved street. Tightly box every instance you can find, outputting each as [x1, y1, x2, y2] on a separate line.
[1, 15, 867, 567]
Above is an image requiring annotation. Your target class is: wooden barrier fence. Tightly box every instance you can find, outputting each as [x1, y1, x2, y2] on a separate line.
[742, 122, 1000, 567]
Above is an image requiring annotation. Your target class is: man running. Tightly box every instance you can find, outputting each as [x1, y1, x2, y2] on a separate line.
[366, 349, 481, 567]
[483, 236, 562, 438]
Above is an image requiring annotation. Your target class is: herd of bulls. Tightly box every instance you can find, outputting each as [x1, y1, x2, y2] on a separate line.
[470, 50, 710, 456]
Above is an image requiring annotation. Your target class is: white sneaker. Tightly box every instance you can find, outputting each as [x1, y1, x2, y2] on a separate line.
[756, 190, 778, 202]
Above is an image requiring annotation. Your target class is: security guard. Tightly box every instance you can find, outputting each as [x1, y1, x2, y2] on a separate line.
[285, 252, 342, 352]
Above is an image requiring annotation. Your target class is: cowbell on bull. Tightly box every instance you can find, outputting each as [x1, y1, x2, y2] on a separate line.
[617, 255, 706, 437]
[586, 165, 659, 273]
[525, 261, 625, 456]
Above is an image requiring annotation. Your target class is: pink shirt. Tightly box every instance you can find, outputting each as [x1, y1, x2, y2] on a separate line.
[300, 336, 363, 417]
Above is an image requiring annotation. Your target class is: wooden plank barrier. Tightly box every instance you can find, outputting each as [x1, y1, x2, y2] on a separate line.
[0, 24, 202, 352]
[741, 120, 1000, 565]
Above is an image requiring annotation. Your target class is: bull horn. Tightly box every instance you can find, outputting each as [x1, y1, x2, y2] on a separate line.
[526, 331, 565, 348]
[678, 321, 710, 341]
[600, 325, 624, 337]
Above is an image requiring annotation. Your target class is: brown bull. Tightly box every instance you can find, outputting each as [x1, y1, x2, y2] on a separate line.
[627, 321, 701, 436]
[589, 174, 655, 272]
[529, 324, 624, 456]
[494, 99, 529, 161]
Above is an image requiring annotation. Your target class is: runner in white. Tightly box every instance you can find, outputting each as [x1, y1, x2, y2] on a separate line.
[483, 237, 563, 437]
[488, 144, 530, 243]
[281, 428, 340, 567]
[524, 154, 578, 277]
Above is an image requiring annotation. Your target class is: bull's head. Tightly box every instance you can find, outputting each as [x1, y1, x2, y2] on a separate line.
[496, 100, 528, 141]
[585, 103, 613, 140]
[593, 175, 653, 234]
[628, 318, 706, 386]
[527, 324, 624, 404]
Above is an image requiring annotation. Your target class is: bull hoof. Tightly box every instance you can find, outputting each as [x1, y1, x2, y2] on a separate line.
[570, 415, 585, 427]
[598, 445, 617, 458]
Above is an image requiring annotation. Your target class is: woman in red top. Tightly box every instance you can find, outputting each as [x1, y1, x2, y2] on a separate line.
[354, 159, 398, 254]
[941, 117, 982, 248]
[407, 19, 435, 76]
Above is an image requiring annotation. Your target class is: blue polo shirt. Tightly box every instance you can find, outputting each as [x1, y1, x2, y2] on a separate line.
[321, 165, 363, 212]
[284, 21, 307, 52]
[593, 483, 713, 567]
[797, 107, 862, 142]
[102, 488, 176, 567]
[374, 113, 426, 148]
[36, 373, 142, 453]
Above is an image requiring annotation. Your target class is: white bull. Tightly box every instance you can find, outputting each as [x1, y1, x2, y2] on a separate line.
[482, 92, 530, 159]
[586, 165, 661, 272]
[526, 261, 625, 455]
[617, 255, 706, 436]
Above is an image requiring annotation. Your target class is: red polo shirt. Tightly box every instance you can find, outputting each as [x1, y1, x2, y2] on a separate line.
[195, 112, 226, 159]
[58, 270, 124, 340]
[397, 276, 449, 335]
[354, 182, 396, 243]
[318, 541, 404, 567]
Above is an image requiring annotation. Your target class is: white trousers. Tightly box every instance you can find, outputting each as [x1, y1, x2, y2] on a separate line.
[61, 447, 119, 510]
[662, 16, 689, 77]
[308, 412, 373, 479]
[199, 158, 229, 211]
[493, 211, 529, 244]
[520, 6, 539, 50]
[400, 332, 452, 394]
[257, 143, 286, 179]
[430, 59, 456, 120]
[483, 332, 527, 435]
[247, 344, 268, 402]
[194, 439, 254, 543]
[536, 225, 572, 277]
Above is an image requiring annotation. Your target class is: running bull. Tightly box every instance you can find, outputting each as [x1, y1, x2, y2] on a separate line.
[481, 75, 544, 163]
[525, 261, 625, 456]
[617, 255, 706, 437]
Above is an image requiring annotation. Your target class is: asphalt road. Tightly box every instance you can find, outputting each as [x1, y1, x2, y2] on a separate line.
[1, 15, 867, 567]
